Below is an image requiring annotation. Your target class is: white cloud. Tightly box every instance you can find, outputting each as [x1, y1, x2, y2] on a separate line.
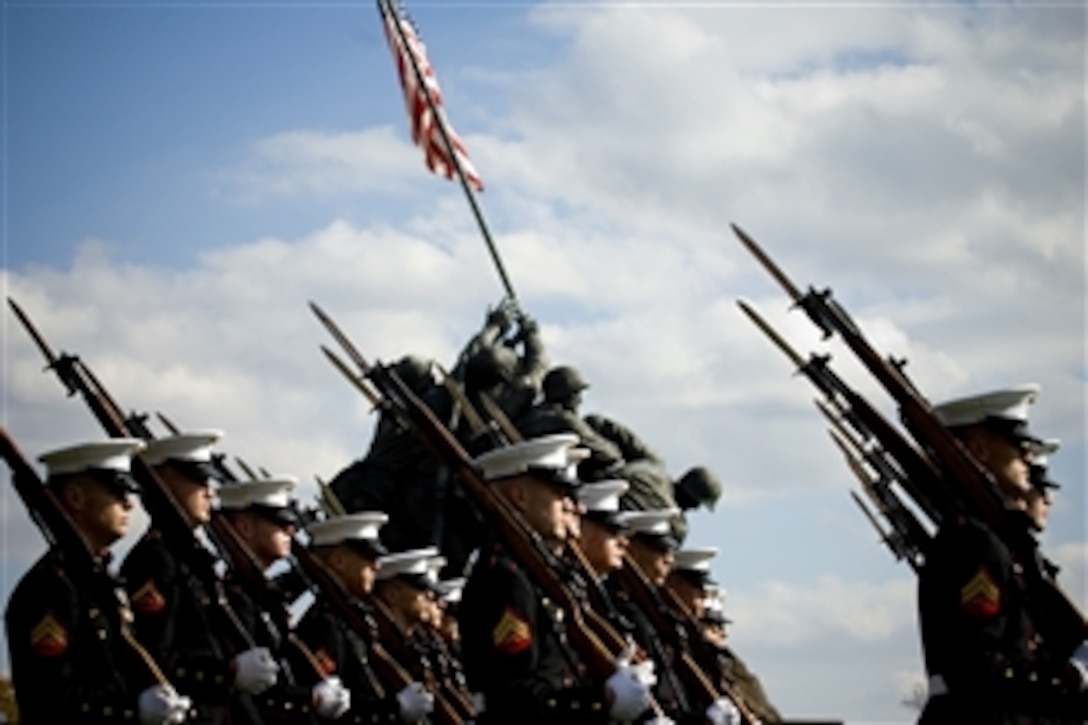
[218, 126, 423, 202]
[730, 575, 916, 647]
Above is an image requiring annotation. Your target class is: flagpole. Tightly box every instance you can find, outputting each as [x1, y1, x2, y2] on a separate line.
[377, 0, 519, 309]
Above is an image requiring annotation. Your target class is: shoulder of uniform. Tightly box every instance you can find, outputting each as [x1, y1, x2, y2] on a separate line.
[121, 531, 174, 571]
[933, 515, 989, 545]
[7, 552, 78, 619]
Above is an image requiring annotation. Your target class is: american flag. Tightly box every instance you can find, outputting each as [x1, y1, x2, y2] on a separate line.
[381, 0, 484, 191]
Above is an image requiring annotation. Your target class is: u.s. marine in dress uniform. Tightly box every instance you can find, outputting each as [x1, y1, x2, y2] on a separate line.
[296, 512, 435, 724]
[918, 385, 1087, 724]
[121, 430, 279, 725]
[216, 475, 353, 723]
[668, 548, 781, 724]
[459, 434, 658, 724]
[6, 439, 191, 724]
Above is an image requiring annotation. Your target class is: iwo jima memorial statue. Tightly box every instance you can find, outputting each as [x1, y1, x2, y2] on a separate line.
[3, 1, 1086, 724]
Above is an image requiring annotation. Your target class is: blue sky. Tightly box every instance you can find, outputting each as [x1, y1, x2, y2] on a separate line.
[2, 1, 1085, 722]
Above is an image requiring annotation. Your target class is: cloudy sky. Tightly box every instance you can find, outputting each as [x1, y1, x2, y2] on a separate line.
[1, 1, 1084, 722]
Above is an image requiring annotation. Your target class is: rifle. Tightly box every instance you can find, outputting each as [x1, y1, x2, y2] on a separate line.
[733, 224, 1088, 656]
[0, 427, 173, 688]
[819, 404, 929, 571]
[736, 299, 951, 526]
[310, 302, 632, 682]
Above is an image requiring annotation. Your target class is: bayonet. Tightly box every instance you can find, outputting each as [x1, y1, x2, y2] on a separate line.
[234, 457, 259, 481]
[310, 301, 371, 373]
[157, 412, 181, 435]
[737, 299, 806, 370]
[314, 475, 347, 517]
[321, 345, 382, 409]
[731, 224, 805, 304]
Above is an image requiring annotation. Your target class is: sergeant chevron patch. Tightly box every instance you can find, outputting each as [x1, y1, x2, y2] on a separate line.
[131, 579, 166, 614]
[30, 612, 68, 657]
[960, 567, 1001, 617]
[492, 606, 531, 654]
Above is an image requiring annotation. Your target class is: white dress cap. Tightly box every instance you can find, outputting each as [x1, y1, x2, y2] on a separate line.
[307, 512, 388, 547]
[217, 475, 298, 510]
[577, 479, 628, 513]
[425, 554, 448, 589]
[472, 433, 588, 483]
[142, 430, 223, 466]
[621, 508, 681, 537]
[932, 384, 1040, 428]
[673, 547, 719, 574]
[376, 546, 440, 581]
[435, 577, 466, 604]
[39, 439, 146, 478]
[1027, 438, 1061, 466]
[703, 588, 732, 625]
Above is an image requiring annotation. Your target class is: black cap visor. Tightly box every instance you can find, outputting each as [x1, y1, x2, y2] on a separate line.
[251, 503, 299, 528]
[167, 459, 218, 486]
[981, 417, 1042, 447]
[673, 568, 717, 589]
[397, 573, 438, 594]
[526, 465, 581, 495]
[583, 510, 630, 535]
[633, 531, 679, 554]
[344, 537, 388, 559]
[88, 468, 141, 498]
[1029, 465, 1061, 491]
[702, 610, 732, 626]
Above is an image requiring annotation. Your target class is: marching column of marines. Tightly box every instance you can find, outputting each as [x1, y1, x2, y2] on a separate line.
[3, 287, 1087, 725]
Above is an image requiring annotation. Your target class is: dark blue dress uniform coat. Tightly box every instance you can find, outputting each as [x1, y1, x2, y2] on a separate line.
[6, 549, 159, 723]
[460, 541, 610, 724]
[917, 517, 1087, 724]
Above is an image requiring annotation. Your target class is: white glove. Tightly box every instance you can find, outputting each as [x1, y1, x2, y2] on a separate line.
[706, 697, 742, 725]
[313, 676, 351, 719]
[614, 641, 657, 687]
[1070, 641, 1088, 691]
[397, 681, 435, 722]
[628, 659, 657, 688]
[233, 646, 279, 694]
[137, 684, 192, 725]
[605, 666, 653, 722]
